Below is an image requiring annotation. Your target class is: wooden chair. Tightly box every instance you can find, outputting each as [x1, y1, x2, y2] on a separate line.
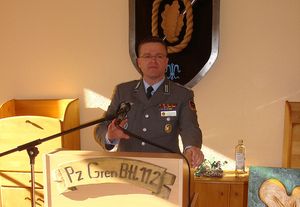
[0, 99, 80, 207]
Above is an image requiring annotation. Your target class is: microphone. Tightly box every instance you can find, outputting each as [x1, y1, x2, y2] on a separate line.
[115, 102, 131, 125]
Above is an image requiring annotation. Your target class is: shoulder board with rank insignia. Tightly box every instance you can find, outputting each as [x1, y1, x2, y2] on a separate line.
[175, 82, 192, 91]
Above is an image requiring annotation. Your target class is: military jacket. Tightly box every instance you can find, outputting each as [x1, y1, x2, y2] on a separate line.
[95, 79, 202, 153]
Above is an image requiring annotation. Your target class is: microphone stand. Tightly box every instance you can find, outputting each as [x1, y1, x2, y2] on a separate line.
[116, 125, 193, 207]
[0, 116, 114, 207]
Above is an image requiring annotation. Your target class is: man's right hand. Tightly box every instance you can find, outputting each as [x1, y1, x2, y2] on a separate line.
[107, 119, 130, 141]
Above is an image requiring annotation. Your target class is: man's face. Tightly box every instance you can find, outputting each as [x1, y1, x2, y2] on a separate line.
[136, 42, 169, 84]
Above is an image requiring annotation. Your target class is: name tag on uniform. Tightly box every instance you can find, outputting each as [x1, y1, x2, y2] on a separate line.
[161, 111, 177, 117]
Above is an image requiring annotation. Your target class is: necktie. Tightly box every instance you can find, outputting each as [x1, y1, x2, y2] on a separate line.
[146, 86, 154, 99]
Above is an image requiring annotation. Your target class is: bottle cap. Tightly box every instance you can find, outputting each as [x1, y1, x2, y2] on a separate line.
[238, 139, 243, 144]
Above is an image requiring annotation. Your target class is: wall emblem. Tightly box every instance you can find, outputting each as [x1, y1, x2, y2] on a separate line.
[129, 0, 220, 87]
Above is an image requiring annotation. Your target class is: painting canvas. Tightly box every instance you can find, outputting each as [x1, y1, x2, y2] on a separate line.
[248, 166, 300, 206]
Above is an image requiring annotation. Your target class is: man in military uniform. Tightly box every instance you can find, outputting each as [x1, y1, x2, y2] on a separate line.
[95, 37, 204, 168]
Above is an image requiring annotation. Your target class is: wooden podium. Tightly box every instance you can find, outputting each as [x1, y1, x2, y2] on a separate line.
[43, 150, 193, 207]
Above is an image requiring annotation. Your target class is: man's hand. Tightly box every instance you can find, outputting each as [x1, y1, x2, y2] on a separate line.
[107, 119, 130, 141]
[184, 146, 204, 168]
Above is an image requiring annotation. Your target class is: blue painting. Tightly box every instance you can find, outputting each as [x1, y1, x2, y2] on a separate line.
[248, 166, 300, 206]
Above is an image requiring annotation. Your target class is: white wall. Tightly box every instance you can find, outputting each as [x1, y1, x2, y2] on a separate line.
[0, 0, 299, 168]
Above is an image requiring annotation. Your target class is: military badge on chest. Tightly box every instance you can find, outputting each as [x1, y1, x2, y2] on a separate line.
[164, 124, 173, 133]
[160, 103, 177, 133]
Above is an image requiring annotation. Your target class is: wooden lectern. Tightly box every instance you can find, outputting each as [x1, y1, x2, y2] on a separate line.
[43, 150, 194, 207]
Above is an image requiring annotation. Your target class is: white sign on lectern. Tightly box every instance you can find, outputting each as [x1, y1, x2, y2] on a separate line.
[43, 150, 191, 207]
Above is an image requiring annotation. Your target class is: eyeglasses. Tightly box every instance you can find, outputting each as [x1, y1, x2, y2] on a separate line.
[139, 54, 167, 61]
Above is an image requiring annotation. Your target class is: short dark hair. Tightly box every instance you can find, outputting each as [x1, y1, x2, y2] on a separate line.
[137, 36, 168, 57]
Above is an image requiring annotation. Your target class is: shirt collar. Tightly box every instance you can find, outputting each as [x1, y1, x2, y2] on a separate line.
[143, 78, 165, 94]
